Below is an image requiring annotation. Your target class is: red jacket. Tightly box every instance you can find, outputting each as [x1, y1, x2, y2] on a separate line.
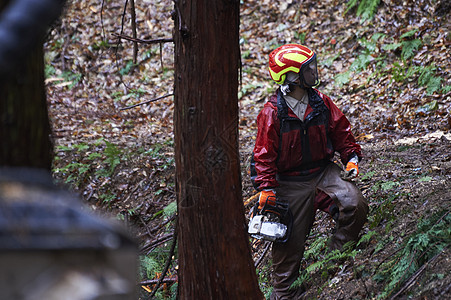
[252, 88, 362, 190]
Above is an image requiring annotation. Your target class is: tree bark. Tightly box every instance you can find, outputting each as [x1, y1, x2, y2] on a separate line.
[0, 43, 53, 170]
[0, 1, 53, 170]
[173, 0, 263, 299]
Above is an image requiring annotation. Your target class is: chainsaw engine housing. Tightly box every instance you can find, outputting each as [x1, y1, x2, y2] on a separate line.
[248, 200, 292, 243]
[248, 215, 287, 241]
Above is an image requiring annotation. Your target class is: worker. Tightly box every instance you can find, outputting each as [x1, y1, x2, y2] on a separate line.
[251, 44, 369, 299]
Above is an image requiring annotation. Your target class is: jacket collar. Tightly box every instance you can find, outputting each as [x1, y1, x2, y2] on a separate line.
[276, 88, 326, 123]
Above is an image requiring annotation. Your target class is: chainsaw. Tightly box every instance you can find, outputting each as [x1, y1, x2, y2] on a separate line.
[248, 199, 292, 243]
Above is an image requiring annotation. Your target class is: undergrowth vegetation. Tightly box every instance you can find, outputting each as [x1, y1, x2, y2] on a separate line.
[345, 0, 381, 22]
[47, 0, 450, 298]
[54, 139, 123, 188]
[334, 29, 448, 96]
[374, 210, 450, 299]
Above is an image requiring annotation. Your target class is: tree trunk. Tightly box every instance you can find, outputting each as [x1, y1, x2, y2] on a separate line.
[173, 0, 263, 299]
[0, 0, 53, 170]
[0, 43, 52, 170]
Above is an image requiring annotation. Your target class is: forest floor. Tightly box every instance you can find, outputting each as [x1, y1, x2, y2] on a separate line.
[46, 0, 450, 299]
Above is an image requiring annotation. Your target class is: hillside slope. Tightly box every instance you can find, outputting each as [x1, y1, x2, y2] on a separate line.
[46, 0, 450, 298]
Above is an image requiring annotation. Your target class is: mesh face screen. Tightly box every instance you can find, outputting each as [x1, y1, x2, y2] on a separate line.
[301, 57, 318, 87]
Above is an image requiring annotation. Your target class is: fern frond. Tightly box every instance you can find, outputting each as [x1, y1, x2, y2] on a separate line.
[418, 65, 436, 86]
[345, 0, 360, 14]
[401, 39, 422, 60]
[355, 0, 381, 21]
[400, 29, 418, 39]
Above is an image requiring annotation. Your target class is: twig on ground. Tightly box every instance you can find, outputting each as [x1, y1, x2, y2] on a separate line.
[120, 93, 174, 111]
[140, 277, 178, 286]
[139, 215, 154, 239]
[441, 282, 451, 297]
[141, 233, 174, 255]
[112, 33, 173, 45]
[100, 0, 106, 39]
[136, 213, 176, 239]
[114, 0, 133, 92]
[159, 42, 164, 72]
[149, 214, 176, 235]
[123, 178, 146, 204]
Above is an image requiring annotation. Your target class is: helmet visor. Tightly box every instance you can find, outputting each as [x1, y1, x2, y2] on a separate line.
[301, 56, 318, 87]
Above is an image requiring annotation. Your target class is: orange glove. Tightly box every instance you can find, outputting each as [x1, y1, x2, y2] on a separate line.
[258, 189, 277, 210]
[343, 154, 359, 180]
[344, 161, 359, 179]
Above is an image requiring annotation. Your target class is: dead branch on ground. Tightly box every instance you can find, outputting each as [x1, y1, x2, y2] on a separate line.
[120, 93, 174, 111]
[141, 232, 174, 255]
[390, 248, 446, 299]
[112, 33, 173, 45]
[140, 277, 177, 286]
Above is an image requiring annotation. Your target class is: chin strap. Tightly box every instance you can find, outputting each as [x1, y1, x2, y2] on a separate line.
[280, 84, 292, 95]
[280, 75, 319, 95]
[280, 72, 303, 95]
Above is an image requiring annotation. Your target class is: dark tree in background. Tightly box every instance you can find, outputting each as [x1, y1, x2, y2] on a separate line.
[0, 0, 55, 170]
[0, 45, 52, 170]
[173, 0, 263, 298]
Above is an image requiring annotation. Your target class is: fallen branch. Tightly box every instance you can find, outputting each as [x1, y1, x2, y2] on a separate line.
[140, 277, 178, 286]
[139, 215, 154, 239]
[136, 213, 176, 239]
[114, 0, 133, 91]
[159, 42, 164, 71]
[100, 0, 106, 39]
[441, 282, 451, 298]
[120, 93, 174, 111]
[112, 33, 173, 45]
[140, 232, 174, 254]
[149, 214, 176, 235]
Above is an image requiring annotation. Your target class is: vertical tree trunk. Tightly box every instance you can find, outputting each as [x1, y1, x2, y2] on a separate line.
[173, 0, 263, 299]
[0, 43, 53, 170]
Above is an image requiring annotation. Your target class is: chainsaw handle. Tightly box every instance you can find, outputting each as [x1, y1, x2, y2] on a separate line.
[261, 199, 289, 218]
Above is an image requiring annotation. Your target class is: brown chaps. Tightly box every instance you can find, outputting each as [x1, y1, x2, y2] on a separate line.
[271, 163, 368, 299]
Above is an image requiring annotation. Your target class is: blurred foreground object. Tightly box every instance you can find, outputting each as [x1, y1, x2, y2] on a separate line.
[0, 168, 137, 299]
[0, 1, 138, 299]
